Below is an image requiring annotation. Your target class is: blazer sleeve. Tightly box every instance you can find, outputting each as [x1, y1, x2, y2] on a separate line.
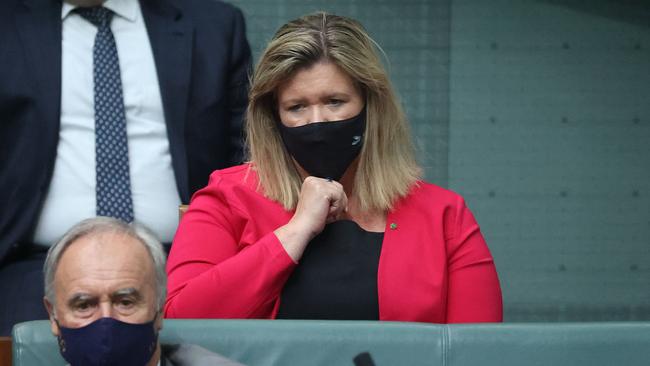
[445, 196, 503, 323]
[164, 174, 296, 318]
[224, 7, 252, 166]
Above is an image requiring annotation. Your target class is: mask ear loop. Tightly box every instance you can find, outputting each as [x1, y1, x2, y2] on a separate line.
[149, 310, 162, 354]
[150, 310, 160, 323]
[52, 318, 67, 353]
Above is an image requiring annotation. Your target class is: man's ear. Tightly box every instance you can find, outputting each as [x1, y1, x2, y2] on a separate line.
[155, 309, 163, 332]
[44, 297, 60, 337]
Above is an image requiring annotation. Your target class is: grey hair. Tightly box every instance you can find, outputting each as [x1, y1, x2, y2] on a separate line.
[44, 217, 167, 311]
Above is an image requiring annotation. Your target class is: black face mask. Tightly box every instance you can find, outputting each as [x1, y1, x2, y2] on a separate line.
[56, 315, 159, 366]
[277, 109, 366, 181]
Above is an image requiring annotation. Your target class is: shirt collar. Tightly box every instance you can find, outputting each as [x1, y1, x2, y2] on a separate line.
[62, 0, 138, 22]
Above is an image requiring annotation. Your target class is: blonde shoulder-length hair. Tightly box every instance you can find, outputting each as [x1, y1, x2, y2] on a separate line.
[246, 12, 421, 212]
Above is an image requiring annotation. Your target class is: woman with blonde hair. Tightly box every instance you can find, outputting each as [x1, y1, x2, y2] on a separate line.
[165, 12, 502, 323]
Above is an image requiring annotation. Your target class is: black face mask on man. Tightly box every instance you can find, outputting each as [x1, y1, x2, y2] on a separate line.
[277, 109, 366, 181]
[56, 315, 159, 366]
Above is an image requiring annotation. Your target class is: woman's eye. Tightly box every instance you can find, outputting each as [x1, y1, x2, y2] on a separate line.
[287, 104, 303, 112]
[327, 99, 344, 107]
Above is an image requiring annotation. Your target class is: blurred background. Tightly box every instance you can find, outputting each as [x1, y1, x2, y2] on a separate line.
[229, 0, 650, 322]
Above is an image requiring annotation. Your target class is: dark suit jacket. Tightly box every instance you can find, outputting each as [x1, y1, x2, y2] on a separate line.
[0, 0, 251, 262]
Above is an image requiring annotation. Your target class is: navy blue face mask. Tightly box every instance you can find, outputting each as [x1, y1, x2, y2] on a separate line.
[57, 315, 159, 366]
[277, 109, 366, 181]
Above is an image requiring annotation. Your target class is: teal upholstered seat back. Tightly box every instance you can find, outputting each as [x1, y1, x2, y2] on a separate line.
[13, 320, 650, 366]
[446, 323, 650, 365]
[12, 320, 444, 366]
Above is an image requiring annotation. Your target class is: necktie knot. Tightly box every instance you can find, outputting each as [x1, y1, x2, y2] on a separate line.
[76, 6, 113, 28]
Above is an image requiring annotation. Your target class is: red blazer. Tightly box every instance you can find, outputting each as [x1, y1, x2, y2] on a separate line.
[165, 164, 502, 323]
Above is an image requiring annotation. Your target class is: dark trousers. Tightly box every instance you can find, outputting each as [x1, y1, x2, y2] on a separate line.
[0, 252, 49, 336]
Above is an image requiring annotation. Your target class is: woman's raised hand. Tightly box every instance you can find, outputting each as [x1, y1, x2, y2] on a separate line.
[274, 176, 348, 261]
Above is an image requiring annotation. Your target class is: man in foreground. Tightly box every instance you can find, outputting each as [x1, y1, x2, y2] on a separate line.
[43, 217, 243, 365]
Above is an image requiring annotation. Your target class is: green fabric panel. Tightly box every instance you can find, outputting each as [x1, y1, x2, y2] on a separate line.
[447, 322, 650, 365]
[449, 0, 650, 321]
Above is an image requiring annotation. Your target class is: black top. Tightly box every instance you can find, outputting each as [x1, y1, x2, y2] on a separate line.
[276, 220, 384, 320]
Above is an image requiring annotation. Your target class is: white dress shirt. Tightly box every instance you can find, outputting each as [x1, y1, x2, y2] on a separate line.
[33, 0, 181, 245]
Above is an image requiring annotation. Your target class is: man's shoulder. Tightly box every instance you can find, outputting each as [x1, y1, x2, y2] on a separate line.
[162, 343, 246, 366]
[167, 0, 245, 38]
[172, 0, 243, 20]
